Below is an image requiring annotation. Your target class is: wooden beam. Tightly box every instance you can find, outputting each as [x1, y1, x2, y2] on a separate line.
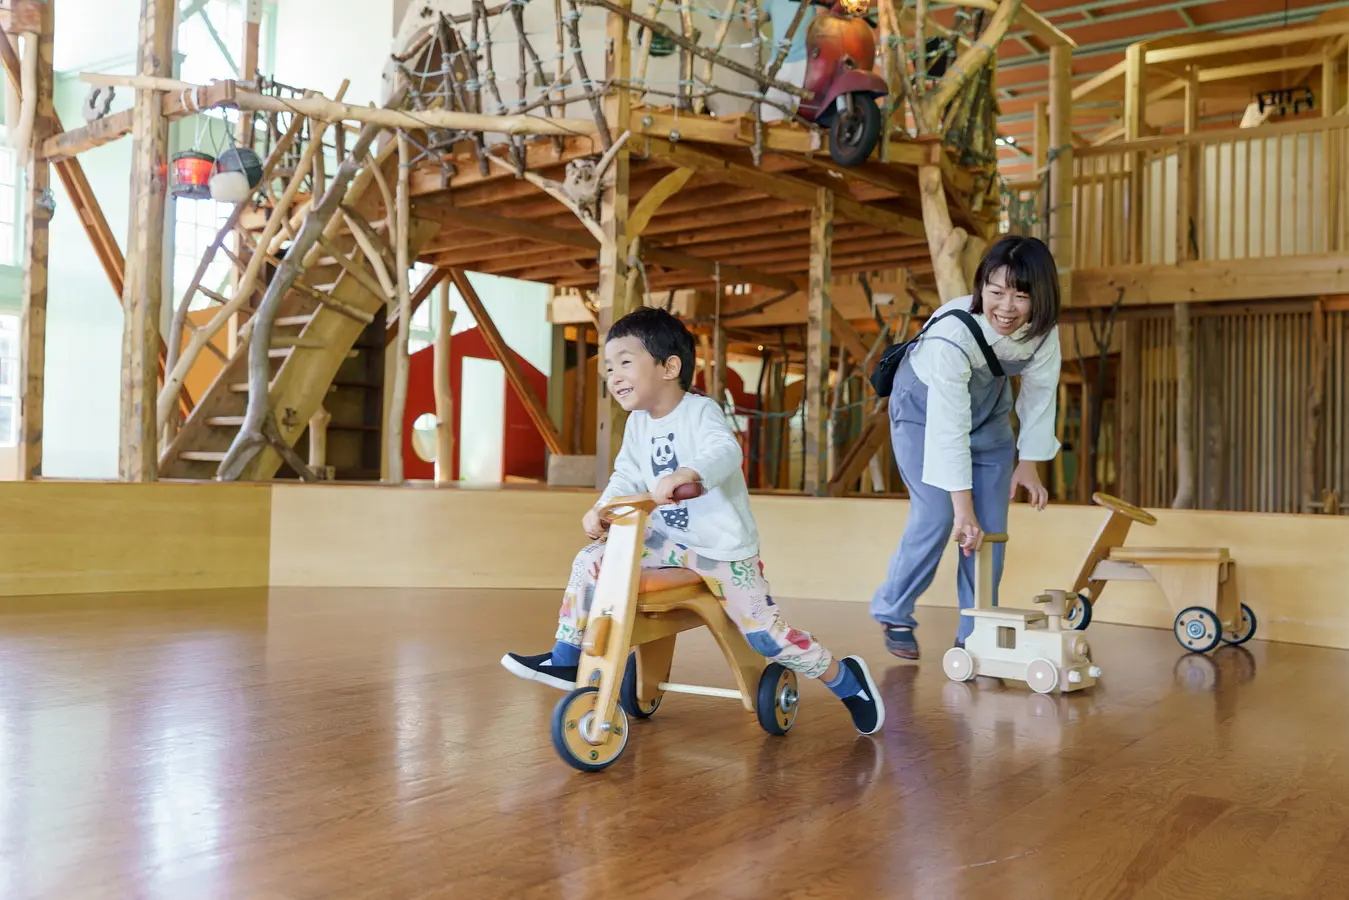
[449, 269, 565, 456]
[38, 81, 237, 160]
[385, 266, 448, 343]
[1144, 21, 1349, 66]
[627, 167, 694, 238]
[1071, 60, 1126, 104]
[117, 0, 174, 482]
[804, 189, 832, 496]
[17, 0, 53, 481]
[629, 110, 818, 154]
[642, 138, 927, 238]
[1016, 5, 1076, 49]
[827, 408, 888, 496]
[1033, 101, 1048, 175]
[830, 308, 871, 371]
[1072, 256, 1349, 307]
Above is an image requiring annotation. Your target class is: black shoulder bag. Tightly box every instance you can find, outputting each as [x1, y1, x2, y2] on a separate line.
[869, 309, 1006, 398]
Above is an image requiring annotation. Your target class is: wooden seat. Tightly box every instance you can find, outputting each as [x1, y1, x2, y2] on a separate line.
[1109, 546, 1230, 564]
[638, 567, 706, 593]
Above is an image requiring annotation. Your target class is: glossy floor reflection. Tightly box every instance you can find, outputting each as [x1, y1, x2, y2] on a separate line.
[0, 587, 1345, 899]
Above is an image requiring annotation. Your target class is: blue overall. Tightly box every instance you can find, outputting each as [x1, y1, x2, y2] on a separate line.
[869, 322, 1048, 642]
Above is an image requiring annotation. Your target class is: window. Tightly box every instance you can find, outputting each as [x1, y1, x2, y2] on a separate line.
[172, 197, 234, 310]
[0, 146, 16, 267]
[0, 314, 18, 447]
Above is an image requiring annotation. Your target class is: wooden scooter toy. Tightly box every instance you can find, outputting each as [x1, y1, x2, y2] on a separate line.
[1067, 493, 1256, 654]
[941, 532, 1103, 694]
[550, 483, 800, 772]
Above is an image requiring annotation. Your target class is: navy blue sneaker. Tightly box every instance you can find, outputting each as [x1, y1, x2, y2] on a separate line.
[882, 625, 919, 660]
[500, 651, 577, 690]
[838, 656, 885, 735]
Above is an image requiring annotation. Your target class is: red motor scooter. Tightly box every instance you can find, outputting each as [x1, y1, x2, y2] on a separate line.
[795, 0, 888, 167]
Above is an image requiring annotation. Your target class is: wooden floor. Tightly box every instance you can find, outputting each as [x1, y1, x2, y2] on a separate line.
[0, 588, 1346, 899]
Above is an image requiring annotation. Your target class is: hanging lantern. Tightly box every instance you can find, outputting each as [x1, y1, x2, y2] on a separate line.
[171, 150, 216, 200]
[209, 146, 265, 203]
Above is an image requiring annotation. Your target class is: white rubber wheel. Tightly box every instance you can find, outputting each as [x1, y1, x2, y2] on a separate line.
[1025, 658, 1060, 694]
[942, 646, 976, 682]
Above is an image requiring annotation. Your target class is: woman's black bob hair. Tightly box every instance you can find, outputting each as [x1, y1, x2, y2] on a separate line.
[970, 234, 1060, 340]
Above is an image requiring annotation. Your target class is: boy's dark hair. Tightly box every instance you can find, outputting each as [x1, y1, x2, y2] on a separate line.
[606, 306, 696, 390]
[970, 234, 1061, 340]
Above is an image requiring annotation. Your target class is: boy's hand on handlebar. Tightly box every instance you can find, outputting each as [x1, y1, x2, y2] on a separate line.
[652, 468, 700, 506]
[582, 506, 607, 540]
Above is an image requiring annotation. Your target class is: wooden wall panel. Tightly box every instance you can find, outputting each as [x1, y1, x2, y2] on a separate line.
[271, 485, 1349, 650]
[0, 482, 271, 596]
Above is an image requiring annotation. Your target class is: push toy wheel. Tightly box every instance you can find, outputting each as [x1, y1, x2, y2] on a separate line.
[829, 96, 881, 167]
[942, 646, 976, 682]
[756, 663, 799, 735]
[1173, 606, 1221, 653]
[1025, 658, 1060, 694]
[1221, 603, 1257, 645]
[1066, 593, 1093, 631]
[551, 686, 629, 772]
[619, 651, 662, 718]
[1091, 492, 1158, 526]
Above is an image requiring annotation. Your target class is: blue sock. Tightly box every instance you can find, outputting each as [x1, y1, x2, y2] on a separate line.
[549, 641, 580, 667]
[824, 660, 862, 699]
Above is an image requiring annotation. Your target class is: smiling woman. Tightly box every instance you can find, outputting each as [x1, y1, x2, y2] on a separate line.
[867, 234, 1066, 662]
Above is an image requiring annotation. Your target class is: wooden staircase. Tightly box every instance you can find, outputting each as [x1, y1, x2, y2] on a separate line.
[160, 214, 440, 481]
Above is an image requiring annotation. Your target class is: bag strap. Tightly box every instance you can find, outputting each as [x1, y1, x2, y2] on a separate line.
[920, 308, 1006, 378]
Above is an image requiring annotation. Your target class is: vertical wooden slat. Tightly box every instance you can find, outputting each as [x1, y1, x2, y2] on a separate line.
[1242, 138, 1251, 259]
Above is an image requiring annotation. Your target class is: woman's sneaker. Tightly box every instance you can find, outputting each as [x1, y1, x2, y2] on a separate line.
[882, 624, 919, 660]
[500, 651, 577, 690]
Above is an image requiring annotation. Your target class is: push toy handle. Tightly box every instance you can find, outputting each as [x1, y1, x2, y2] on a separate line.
[950, 531, 1009, 544]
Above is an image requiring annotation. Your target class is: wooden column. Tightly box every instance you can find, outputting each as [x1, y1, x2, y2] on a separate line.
[1198, 316, 1225, 510]
[1302, 298, 1327, 512]
[118, 0, 174, 482]
[1124, 43, 1146, 264]
[386, 132, 412, 484]
[547, 312, 566, 433]
[711, 321, 727, 408]
[804, 188, 833, 496]
[434, 280, 456, 485]
[1033, 101, 1049, 177]
[1178, 65, 1200, 262]
[17, 0, 53, 481]
[1172, 302, 1195, 509]
[1118, 321, 1141, 503]
[308, 407, 330, 470]
[1047, 44, 1074, 303]
[1325, 52, 1339, 253]
[593, 0, 632, 487]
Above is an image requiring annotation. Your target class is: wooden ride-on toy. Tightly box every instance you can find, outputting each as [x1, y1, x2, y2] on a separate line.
[942, 533, 1103, 694]
[550, 483, 800, 773]
[1068, 492, 1256, 654]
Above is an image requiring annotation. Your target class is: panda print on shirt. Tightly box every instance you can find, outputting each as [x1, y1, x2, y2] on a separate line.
[650, 433, 690, 531]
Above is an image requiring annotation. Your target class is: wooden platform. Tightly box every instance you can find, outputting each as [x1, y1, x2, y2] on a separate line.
[2, 587, 1346, 897]
[362, 114, 993, 295]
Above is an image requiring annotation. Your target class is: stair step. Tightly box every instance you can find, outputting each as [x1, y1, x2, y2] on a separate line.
[269, 347, 293, 359]
[180, 451, 226, 462]
[206, 416, 245, 427]
[276, 315, 315, 328]
[230, 383, 249, 392]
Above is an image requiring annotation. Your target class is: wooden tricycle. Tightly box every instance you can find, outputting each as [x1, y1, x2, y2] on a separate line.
[942, 533, 1103, 694]
[1067, 493, 1256, 654]
[550, 484, 800, 772]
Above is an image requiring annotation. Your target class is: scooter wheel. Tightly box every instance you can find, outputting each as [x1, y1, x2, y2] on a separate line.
[829, 96, 881, 167]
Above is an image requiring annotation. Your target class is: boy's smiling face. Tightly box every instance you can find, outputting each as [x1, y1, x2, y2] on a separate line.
[605, 335, 682, 413]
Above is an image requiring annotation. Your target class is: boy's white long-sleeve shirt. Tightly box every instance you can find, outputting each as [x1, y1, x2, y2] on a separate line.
[597, 392, 760, 561]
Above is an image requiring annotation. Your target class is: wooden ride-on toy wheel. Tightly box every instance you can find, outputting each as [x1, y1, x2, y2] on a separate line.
[1221, 603, 1258, 646]
[552, 686, 631, 772]
[619, 650, 663, 718]
[1173, 606, 1222, 653]
[1091, 492, 1158, 526]
[1025, 658, 1060, 694]
[756, 663, 799, 735]
[1065, 593, 1093, 631]
[942, 646, 976, 682]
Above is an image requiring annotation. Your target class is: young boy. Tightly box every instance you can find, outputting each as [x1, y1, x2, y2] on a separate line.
[502, 307, 884, 735]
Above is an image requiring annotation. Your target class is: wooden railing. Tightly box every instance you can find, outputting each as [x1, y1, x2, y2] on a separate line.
[1071, 114, 1349, 269]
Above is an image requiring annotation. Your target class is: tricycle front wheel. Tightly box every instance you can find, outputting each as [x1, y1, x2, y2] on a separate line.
[829, 96, 881, 167]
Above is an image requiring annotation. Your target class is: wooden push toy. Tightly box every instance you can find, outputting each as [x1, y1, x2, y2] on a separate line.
[1067, 493, 1256, 654]
[941, 533, 1103, 694]
[550, 484, 800, 772]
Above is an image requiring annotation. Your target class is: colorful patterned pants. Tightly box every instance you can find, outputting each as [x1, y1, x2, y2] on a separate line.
[554, 527, 834, 679]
